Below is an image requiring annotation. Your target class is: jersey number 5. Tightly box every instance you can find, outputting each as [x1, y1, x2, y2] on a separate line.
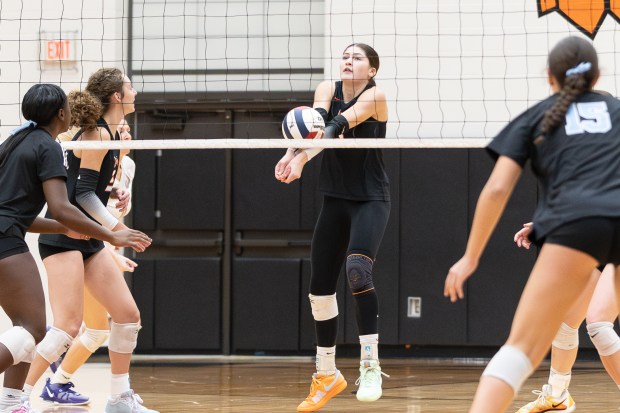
[565, 101, 612, 135]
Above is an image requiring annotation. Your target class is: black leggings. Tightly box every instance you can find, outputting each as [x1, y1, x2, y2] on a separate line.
[310, 196, 390, 294]
[310, 196, 390, 345]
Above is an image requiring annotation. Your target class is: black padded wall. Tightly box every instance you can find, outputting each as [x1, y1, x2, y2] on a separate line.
[398, 149, 470, 345]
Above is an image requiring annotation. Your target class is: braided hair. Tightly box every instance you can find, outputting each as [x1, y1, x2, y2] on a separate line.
[537, 37, 598, 142]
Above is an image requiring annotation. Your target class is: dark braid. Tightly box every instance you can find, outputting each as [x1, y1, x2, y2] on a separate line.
[538, 73, 589, 140]
[537, 37, 598, 143]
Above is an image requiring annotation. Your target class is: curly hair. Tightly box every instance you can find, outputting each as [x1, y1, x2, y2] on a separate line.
[70, 68, 124, 131]
[67, 90, 102, 132]
[538, 37, 598, 142]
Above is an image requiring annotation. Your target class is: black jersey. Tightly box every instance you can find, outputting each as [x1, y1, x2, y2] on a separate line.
[40, 118, 120, 251]
[487, 91, 620, 242]
[319, 81, 390, 201]
[0, 129, 67, 238]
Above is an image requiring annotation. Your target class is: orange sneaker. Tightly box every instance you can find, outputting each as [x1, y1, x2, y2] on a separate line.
[297, 369, 347, 412]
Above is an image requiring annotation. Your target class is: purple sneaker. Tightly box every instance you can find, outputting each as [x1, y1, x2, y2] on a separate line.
[39, 378, 90, 406]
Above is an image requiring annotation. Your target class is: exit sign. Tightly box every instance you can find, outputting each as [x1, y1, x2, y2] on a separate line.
[45, 40, 72, 61]
[40, 31, 78, 64]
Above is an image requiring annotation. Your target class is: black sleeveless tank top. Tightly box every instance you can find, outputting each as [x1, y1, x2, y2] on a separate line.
[40, 118, 120, 251]
[319, 80, 390, 201]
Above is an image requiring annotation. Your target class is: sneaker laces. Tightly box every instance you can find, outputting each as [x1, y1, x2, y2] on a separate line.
[130, 392, 145, 407]
[526, 388, 550, 408]
[355, 364, 390, 387]
[304, 375, 321, 401]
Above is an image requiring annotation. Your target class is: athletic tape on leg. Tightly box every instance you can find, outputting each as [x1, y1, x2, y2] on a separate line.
[79, 328, 110, 353]
[482, 345, 533, 394]
[0, 326, 35, 365]
[309, 293, 338, 321]
[552, 323, 579, 350]
[108, 321, 141, 354]
[36, 327, 73, 363]
[587, 321, 620, 356]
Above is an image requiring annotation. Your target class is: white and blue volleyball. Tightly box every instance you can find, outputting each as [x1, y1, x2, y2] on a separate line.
[282, 106, 325, 140]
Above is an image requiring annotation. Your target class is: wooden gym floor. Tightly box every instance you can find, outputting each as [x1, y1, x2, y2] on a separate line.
[11, 356, 618, 412]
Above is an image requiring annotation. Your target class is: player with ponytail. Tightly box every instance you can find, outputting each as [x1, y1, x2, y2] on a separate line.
[444, 36, 620, 413]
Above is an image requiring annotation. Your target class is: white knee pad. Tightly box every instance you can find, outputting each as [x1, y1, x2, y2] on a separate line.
[482, 345, 533, 394]
[0, 326, 35, 365]
[36, 327, 73, 363]
[552, 323, 579, 351]
[79, 328, 110, 353]
[308, 293, 338, 321]
[587, 321, 620, 356]
[108, 321, 141, 354]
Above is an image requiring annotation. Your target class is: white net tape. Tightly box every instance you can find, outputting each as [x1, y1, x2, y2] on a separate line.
[60, 138, 491, 150]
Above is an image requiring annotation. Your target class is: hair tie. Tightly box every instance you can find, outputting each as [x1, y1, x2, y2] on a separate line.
[565, 62, 592, 77]
[9, 120, 37, 136]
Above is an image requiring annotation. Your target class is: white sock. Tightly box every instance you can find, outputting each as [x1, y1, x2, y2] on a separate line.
[0, 387, 22, 409]
[51, 366, 73, 385]
[548, 367, 571, 398]
[110, 373, 131, 397]
[316, 346, 336, 376]
[22, 384, 34, 397]
[359, 334, 379, 361]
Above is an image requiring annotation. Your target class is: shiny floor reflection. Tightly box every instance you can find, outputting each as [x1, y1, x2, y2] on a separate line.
[4, 357, 616, 412]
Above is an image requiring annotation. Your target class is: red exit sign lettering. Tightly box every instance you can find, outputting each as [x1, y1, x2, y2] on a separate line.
[46, 40, 72, 60]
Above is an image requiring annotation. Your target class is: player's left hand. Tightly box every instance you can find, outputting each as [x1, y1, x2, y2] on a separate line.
[444, 255, 478, 302]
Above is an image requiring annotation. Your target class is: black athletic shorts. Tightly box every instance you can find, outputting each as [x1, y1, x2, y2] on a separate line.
[38, 243, 103, 261]
[543, 217, 620, 266]
[0, 235, 29, 260]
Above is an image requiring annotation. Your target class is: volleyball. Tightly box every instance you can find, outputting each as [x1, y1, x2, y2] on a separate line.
[281, 106, 325, 140]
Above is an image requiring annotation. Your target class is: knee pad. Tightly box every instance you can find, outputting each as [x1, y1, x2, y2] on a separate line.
[108, 321, 140, 354]
[587, 321, 620, 356]
[36, 327, 73, 363]
[309, 293, 338, 321]
[79, 328, 110, 353]
[552, 323, 579, 351]
[0, 326, 36, 365]
[482, 345, 533, 394]
[346, 254, 374, 294]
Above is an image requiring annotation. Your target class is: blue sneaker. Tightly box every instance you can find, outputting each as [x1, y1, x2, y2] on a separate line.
[39, 378, 90, 406]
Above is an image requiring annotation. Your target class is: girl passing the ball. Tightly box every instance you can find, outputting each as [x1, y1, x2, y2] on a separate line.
[275, 43, 389, 412]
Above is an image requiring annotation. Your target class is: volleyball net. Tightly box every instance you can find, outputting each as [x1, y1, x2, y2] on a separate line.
[2, 0, 620, 148]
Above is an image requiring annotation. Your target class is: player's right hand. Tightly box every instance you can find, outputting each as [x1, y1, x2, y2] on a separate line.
[111, 229, 151, 252]
[514, 222, 533, 249]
